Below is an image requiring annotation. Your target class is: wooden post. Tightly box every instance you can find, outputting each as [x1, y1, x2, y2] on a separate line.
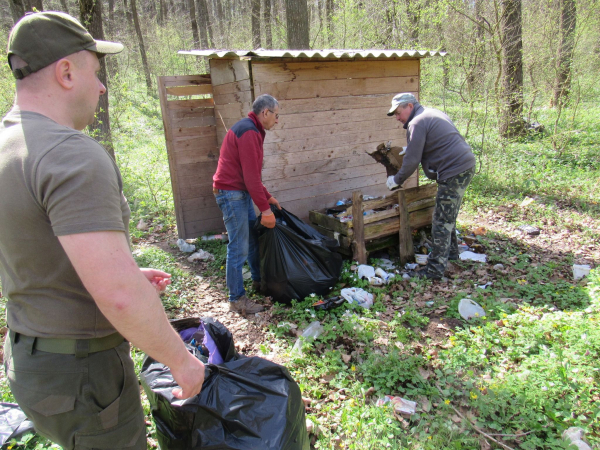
[351, 191, 367, 264]
[398, 190, 414, 265]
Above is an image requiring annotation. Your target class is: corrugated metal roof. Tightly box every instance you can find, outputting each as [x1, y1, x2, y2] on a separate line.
[178, 49, 446, 59]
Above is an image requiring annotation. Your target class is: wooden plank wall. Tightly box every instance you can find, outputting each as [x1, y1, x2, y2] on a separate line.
[157, 75, 223, 238]
[252, 58, 420, 220]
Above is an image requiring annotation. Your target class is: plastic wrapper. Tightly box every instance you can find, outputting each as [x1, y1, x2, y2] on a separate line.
[141, 317, 309, 450]
[256, 207, 343, 304]
[0, 403, 35, 447]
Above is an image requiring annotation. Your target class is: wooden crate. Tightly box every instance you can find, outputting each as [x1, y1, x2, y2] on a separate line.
[309, 184, 438, 264]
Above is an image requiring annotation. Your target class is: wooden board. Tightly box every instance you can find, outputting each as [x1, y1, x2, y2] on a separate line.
[277, 93, 418, 115]
[209, 59, 250, 86]
[158, 74, 218, 238]
[252, 59, 419, 83]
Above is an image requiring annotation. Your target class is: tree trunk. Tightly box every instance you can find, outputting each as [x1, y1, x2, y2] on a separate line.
[325, 0, 333, 45]
[106, 0, 118, 75]
[215, 0, 226, 47]
[8, 0, 26, 23]
[405, 0, 419, 45]
[79, 0, 113, 157]
[251, 0, 261, 49]
[264, 0, 272, 48]
[188, 0, 200, 47]
[467, 0, 485, 96]
[499, 0, 524, 139]
[123, 0, 134, 33]
[131, 0, 153, 95]
[195, 0, 211, 48]
[553, 0, 576, 107]
[285, 0, 309, 49]
[59, 0, 69, 14]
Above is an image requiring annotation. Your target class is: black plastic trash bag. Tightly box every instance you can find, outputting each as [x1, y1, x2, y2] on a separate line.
[0, 403, 35, 448]
[141, 317, 309, 450]
[256, 207, 343, 304]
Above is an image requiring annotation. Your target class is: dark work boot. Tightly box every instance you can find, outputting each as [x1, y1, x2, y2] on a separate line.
[229, 295, 265, 315]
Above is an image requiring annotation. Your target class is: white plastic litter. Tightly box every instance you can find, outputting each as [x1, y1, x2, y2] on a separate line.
[562, 427, 592, 450]
[177, 239, 196, 253]
[377, 259, 396, 270]
[415, 254, 428, 265]
[292, 321, 324, 355]
[357, 265, 376, 279]
[376, 395, 417, 415]
[242, 267, 252, 280]
[340, 288, 374, 309]
[458, 298, 486, 320]
[374, 268, 392, 283]
[136, 219, 148, 230]
[404, 263, 419, 270]
[573, 264, 591, 280]
[402, 273, 411, 280]
[459, 251, 487, 263]
[478, 282, 493, 289]
[187, 249, 215, 262]
[493, 263, 505, 270]
[368, 276, 385, 286]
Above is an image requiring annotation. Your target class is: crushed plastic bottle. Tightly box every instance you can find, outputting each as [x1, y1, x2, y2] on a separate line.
[292, 321, 324, 355]
[340, 288, 374, 308]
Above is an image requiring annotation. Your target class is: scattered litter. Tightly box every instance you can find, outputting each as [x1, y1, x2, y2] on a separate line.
[573, 264, 591, 280]
[425, 301, 435, 307]
[357, 265, 375, 279]
[478, 282, 493, 289]
[292, 321, 324, 355]
[201, 234, 228, 241]
[518, 224, 540, 236]
[472, 227, 487, 236]
[277, 322, 298, 329]
[458, 298, 486, 320]
[340, 288, 374, 309]
[177, 239, 196, 253]
[136, 219, 148, 231]
[187, 249, 215, 262]
[368, 277, 385, 286]
[458, 244, 470, 253]
[374, 268, 392, 283]
[377, 259, 396, 270]
[404, 263, 419, 270]
[493, 263, 504, 270]
[562, 427, 592, 450]
[402, 273, 411, 280]
[459, 251, 487, 263]
[363, 209, 376, 216]
[520, 197, 535, 207]
[376, 396, 417, 415]
[242, 267, 252, 280]
[415, 254, 428, 265]
[335, 198, 350, 206]
[312, 296, 345, 311]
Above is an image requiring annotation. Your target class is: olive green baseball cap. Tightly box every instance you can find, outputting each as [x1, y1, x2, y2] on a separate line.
[7, 11, 124, 80]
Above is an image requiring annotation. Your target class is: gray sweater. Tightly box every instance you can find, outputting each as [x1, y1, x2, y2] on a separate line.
[393, 103, 476, 186]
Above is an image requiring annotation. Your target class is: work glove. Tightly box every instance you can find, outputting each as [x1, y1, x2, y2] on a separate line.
[260, 211, 276, 229]
[386, 175, 400, 191]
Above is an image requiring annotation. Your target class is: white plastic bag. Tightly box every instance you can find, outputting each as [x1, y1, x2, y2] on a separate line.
[292, 321, 324, 355]
[357, 265, 375, 279]
[458, 298, 486, 320]
[340, 288, 374, 309]
[177, 239, 196, 253]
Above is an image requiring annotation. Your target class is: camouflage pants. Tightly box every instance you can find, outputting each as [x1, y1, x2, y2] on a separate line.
[426, 166, 475, 278]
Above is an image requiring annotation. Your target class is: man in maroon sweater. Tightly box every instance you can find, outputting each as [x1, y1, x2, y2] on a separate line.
[213, 94, 281, 315]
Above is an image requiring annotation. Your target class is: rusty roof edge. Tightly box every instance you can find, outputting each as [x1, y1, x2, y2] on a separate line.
[177, 49, 447, 59]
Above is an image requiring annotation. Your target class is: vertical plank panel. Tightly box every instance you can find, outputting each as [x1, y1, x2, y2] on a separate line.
[352, 191, 367, 264]
[398, 190, 414, 264]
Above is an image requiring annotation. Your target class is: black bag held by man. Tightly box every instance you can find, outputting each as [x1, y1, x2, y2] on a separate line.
[140, 317, 309, 450]
[255, 207, 343, 305]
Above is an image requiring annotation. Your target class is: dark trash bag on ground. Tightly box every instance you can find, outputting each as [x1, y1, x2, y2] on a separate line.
[0, 403, 35, 448]
[255, 207, 343, 305]
[141, 318, 309, 450]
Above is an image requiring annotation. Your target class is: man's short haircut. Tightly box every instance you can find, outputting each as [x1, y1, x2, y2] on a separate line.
[252, 94, 279, 115]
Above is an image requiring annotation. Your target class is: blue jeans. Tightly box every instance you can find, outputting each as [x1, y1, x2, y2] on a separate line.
[214, 189, 261, 302]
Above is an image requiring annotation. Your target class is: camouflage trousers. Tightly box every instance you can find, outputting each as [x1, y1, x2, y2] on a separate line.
[426, 166, 475, 279]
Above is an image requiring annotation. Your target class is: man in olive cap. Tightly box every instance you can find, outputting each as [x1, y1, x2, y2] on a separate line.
[0, 12, 205, 448]
[387, 93, 476, 280]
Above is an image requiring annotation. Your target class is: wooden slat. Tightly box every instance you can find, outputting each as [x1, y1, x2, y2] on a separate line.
[254, 76, 419, 100]
[398, 190, 414, 264]
[277, 93, 417, 115]
[166, 85, 213, 96]
[173, 125, 217, 138]
[168, 106, 214, 122]
[170, 115, 216, 129]
[172, 135, 220, 153]
[352, 191, 367, 264]
[181, 194, 222, 213]
[182, 205, 223, 222]
[210, 59, 251, 86]
[251, 60, 419, 83]
[212, 90, 253, 106]
[261, 153, 375, 181]
[265, 118, 405, 144]
[274, 106, 393, 130]
[265, 162, 384, 192]
[167, 98, 214, 110]
[161, 74, 212, 87]
[212, 79, 253, 96]
[171, 147, 220, 165]
[182, 216, 228, 237]
[214, 102, 253, 119]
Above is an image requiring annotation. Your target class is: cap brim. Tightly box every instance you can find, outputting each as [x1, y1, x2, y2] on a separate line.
[87, 40, 124, 55]
[387, 103, 398, 116]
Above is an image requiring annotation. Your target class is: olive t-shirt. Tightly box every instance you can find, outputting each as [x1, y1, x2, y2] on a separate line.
[0, 108, 130, 339]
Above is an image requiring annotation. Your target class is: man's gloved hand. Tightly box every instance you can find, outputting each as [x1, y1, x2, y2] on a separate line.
[386, 175, 400, 191]
[268, 196, 281, 210]
[260, 211, 276, 228]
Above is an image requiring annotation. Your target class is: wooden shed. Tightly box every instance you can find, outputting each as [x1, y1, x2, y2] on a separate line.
[158, 50, 444, 239]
